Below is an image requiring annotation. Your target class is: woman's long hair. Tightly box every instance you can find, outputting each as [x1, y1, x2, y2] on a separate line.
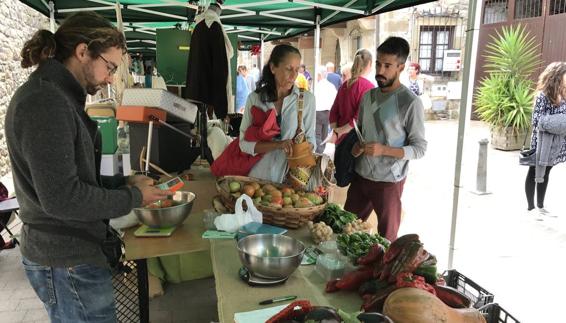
[347, 48, 372, 88]
[536, 62, 566, 106]
[20, 11, 126, 68]
[255, 44, 301, 103]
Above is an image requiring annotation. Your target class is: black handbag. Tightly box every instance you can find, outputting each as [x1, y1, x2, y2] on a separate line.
[519, 131, 536, 166]
[334, 130, 358, 187]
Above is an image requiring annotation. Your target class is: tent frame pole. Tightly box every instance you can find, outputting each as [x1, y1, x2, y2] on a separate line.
[49, 1, 55, 32]
[313, 14, 321, 93]
[448, 0, 482, 269]
[260, 36, 265, 69]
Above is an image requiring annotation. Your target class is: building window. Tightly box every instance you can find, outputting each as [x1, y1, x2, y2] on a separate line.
[550, 0, 566, 15]
[483, 0, 508, 24]
[418, 26, 454, 74]
[514, 0, 542, 19]
[349, 28, 362, 58]
[352, 36, 361, 53]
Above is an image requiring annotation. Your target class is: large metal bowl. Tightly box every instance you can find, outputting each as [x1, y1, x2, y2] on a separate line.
[237, 234, 305, 279]
[133, 191, 196, 228]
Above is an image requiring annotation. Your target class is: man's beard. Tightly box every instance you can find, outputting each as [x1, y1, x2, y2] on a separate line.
[376, 75, 394, 88]
[86, 83, 102, 95]
[83, 62, 104, 95]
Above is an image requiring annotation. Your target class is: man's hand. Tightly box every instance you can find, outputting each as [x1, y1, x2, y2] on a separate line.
[135, 182, 173, 206]
[127, 174, 154, 187]
[351, 142, 365, 157]
[364, 142, 386, 157]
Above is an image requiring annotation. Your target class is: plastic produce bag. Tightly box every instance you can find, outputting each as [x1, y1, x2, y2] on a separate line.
[109, 210, 139, 230]
[214, 195, 262, 233]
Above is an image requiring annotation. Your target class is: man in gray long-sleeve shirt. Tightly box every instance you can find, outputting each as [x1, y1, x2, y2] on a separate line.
[5, 12, 170, 322]
[345, 37, 427, 241]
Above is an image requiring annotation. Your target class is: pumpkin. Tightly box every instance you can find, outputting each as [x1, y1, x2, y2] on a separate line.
[383, 288, 486, 323]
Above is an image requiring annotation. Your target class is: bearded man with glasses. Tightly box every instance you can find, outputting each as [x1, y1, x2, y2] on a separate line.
[5, 12, 171, 322]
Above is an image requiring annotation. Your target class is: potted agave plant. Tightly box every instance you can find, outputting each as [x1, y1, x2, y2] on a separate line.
[475, 24, 541, 150]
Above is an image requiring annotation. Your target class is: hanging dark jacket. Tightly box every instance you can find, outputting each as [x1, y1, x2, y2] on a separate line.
[334, 129, 359, 187]
[186, 20, 229, 119]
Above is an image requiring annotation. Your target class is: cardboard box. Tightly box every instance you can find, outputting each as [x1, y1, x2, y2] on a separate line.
[116, 106, 167, 123]
[101, 153, 120, 176]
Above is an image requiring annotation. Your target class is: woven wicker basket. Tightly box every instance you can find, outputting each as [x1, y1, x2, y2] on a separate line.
[215, 176, 326, 229]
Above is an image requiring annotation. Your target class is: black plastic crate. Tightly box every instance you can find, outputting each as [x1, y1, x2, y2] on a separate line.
[443, 269, 494, 308]
[112, 260, 148, 323]
[479, 303, 520, 323]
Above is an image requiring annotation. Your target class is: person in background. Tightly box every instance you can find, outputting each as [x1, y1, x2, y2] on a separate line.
[329, 49, 374, 145]
[341, 62, 352, 84]
[300, 64, 313, 89]
[326, 61, 342, 90]
[239, 44, 316, 183]
[250, 63, 260, 84]
[406, 62, 423, 96]
[295, 68, 310, 91]
[314, 66, 338, 154]
[236, 65, 251, 113]
[5, 12, 170, 322]
[346, 37, 427, 241]
[524, 62, 566, 219]
[245, 65, 257, 92]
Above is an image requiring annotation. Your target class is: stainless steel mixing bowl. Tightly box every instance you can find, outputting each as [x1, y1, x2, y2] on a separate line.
[133, 191, 196, 228]
[236, 234, 305, 279]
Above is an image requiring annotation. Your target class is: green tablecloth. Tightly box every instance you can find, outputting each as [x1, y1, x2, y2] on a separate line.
[144, 165, 218, 283]
[211, 227, 361, 323]
[148, 251, 213, 283]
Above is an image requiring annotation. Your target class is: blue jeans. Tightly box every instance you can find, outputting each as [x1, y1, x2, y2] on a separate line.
[22, 257, 117, 323]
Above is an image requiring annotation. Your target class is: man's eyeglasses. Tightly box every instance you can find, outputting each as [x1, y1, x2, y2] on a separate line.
[98, 54, 118, 76]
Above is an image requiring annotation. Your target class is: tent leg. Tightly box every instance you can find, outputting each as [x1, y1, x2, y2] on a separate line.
[448, 0, 482, 269]
[260, 36, 264, 69]
[49, 1, 55, 32]
[313, 14, 321, 93]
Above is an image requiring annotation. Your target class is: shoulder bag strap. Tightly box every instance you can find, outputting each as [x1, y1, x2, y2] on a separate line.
[296, 88, 305, 134]
[26, 223, 103, 245]
[522, 130, 531, 150]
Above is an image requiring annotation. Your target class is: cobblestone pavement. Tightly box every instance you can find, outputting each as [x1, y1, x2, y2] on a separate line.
[1, 120, 564, 322]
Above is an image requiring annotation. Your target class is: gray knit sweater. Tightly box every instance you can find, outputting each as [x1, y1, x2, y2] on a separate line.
[535, 114, 566, 182]
[5, 59, 142, 267]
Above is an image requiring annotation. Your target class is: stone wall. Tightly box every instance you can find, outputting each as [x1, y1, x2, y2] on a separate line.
[0, 0, 49, 177]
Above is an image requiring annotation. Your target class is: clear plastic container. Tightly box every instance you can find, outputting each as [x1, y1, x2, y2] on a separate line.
[318, 240, 339, 255]
[315, 253, 346, 281]
[202, 209, 219, 230]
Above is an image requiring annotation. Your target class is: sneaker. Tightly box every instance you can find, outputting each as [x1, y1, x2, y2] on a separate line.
[525, 209, 543, 221]
[539, 208, 557, 218]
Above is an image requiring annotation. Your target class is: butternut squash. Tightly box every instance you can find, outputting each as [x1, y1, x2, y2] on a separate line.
[383, 288, 487, 323]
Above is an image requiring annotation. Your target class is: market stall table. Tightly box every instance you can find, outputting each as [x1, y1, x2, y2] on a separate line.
[122, 210, 209, 323]
[210, 226, 362, 322]
[121, 165, 216, 323]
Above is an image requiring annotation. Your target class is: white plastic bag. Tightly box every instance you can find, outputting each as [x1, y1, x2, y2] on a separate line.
[109, 210, 140, 230]
[214, 195, 262, 233]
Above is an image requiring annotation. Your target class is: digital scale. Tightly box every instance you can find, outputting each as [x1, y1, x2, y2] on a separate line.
[134, 225, 177, 237]
[238, 267, 289, 287]
[157, 176, 184, 192]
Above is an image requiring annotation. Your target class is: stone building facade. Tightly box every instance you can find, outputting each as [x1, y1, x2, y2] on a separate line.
[0, 0, 49, 177]
[239, 0, 470, 119]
